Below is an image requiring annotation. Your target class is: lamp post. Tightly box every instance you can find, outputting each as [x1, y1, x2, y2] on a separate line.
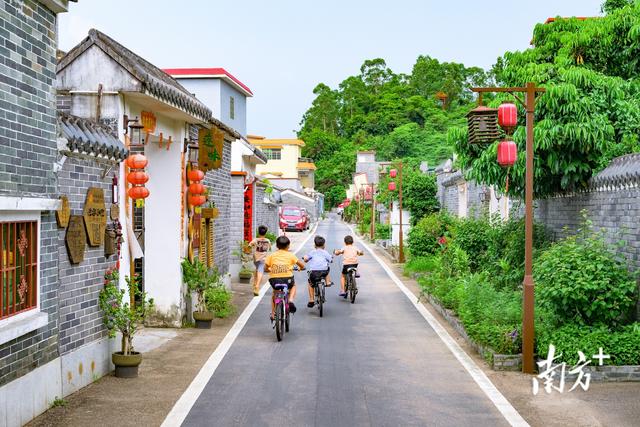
[470, 82, 545, 374]
[389, 163, 404, 263]
[369, 183, 376, 240]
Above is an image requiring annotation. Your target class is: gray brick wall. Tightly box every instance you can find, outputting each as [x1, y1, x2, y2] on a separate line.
[437, 170, 488, 218]
[254, 183, 278, 237]
[0, 0, 58, 197]
[0, 0, 60, 387]
[56, 156, 114, 355]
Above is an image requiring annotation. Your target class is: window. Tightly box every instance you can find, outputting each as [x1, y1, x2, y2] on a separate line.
[229, 96, 235, 120]
[262, 148, 281, 160]
[1, 221, 38, 320]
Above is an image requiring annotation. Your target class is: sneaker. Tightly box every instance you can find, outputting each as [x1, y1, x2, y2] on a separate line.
[289, 302, 297, 313]
[307, 302, 314, 308]
[253, 292, 260, 297]
[339, 292, 347, 297]
[325, 282, 333, 287]
[355, 272, 361, 278]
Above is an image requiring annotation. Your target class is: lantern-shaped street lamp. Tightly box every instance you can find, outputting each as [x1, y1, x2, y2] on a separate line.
[389, 169, 397, 178]
[125, 154, 150, 205]
[467, 105, 501, 144]
[125, 154, 148, 170]
[389, 163, 405, 263]
[127, 171, 149, 185]
[498, 103, 518, 136]
[388, 182, 396, 191]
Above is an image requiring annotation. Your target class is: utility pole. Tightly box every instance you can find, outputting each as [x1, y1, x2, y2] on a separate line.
[398, 161, 405, 263]
[369, 183, 376, 240]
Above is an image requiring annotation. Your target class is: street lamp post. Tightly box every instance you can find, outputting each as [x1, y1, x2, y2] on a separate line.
[471, 82, 545, 374]
[389, 163, 405, 263]
[369, 183, 376, 241]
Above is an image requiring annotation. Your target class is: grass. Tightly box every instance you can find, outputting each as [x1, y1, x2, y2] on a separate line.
[50, 397, 68, 408]
[404, 256, 439, 275]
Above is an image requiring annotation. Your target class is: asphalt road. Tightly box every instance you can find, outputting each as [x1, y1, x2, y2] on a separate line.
[182, 217, 511, 426]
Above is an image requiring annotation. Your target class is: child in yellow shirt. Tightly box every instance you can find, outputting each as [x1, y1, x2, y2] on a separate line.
[265, 235, 305, 319]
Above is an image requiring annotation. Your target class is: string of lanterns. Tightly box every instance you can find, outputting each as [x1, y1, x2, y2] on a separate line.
[497, 103, 518, 191]
[126, 154, 150, 201]
[188, 168, 207, 206]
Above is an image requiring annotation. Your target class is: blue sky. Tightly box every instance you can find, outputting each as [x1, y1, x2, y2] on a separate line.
[59, 0, 604, 138]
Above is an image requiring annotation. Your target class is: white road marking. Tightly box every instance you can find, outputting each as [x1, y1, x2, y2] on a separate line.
[161, 224, 318, 427]
[347, 224, 530, 427]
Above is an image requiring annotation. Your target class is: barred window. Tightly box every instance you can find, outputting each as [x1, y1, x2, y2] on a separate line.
[262, 148, 281, 160]
[1, 221, 38, 320]
[229, 96, 235, 120]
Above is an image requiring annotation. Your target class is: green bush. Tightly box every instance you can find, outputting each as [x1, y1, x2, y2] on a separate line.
[408, 212, 455, 257]
[204, 285, 235, 318]
[375, 223, 391, 240]
[450, 217, 491, 272]
[535, 227, 637, 327]
[404, 256, 440, 275]
[536, 323, 640, 366]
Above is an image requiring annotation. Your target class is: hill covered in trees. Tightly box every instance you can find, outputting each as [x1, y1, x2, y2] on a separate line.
[297, 57, 490, 207]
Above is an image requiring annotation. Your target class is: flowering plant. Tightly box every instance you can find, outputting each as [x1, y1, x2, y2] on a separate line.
[99, 268, 154, 355]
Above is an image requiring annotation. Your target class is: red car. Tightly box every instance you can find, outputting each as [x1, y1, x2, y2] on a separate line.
[279, 206, 308, 232]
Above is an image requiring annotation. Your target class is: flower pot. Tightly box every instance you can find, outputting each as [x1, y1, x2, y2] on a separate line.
[239, 269, 253, 282]
[193, 310, 214, 329]
[112, 351, 142, 378]
[201, 207, 219, 219]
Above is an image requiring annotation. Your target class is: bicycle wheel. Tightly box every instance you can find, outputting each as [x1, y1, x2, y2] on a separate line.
[350, 273, 357, 304]
[318, 281, 324, 317]
[285, 308, 290, 332]
[275, 301, 283, 341]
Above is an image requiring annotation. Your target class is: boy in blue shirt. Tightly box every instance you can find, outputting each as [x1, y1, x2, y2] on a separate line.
[303, 236, 333, 308]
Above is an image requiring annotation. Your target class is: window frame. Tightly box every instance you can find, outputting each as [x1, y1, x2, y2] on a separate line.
[263, 148, 282, 161]
[229, 96, 235, 120]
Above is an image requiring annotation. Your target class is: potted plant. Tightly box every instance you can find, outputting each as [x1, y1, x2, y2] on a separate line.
[204, 282, 235, 319]
[233, 241, 254, 282]
[181, 258, 217, 329]
[201, 198, 219, 219]
[99, 269, 154, 378]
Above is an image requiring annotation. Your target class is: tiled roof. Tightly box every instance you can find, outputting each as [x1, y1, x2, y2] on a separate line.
[58, 113, 128, 162]
[57, 29, 212, 122]
[164, 68, 253, 97]
[248, 138, 305, 147]
[590, 153, 640, 189]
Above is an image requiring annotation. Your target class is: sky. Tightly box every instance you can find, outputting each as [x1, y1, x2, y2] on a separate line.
[59, 0, 605, 138]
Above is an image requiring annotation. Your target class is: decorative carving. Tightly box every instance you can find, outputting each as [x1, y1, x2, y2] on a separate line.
[56, 195, 70, 228]
[66, 215, 86, 264]
[83, 187, 107, 246]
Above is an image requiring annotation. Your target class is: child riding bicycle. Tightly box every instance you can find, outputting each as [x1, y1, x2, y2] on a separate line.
[303, 235, 333, 308]
[333, 235, 364, 298]
[265, 235, 305, 320]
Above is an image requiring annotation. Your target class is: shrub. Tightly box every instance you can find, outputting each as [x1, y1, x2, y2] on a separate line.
[205, 285, 235, 318]
[375, 223, 391, 240]
[408, 212, 455, 257]
[536, 323, 640, 366]
[535, 226, 637, 327]
[450, 217, 491, 272]
[404, 256, 440, 275]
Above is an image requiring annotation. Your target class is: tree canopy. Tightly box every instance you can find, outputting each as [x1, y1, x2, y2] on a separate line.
[451, 2, 640, 198]
[299, 57, 488, 207]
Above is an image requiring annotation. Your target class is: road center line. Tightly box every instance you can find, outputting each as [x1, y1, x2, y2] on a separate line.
[346, 223, 530, 427]
[161, 223, 318, 427]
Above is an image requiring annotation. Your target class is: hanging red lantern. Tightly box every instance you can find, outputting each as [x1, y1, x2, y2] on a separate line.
[125, 154, 148, 170]
[498, 103, 518, 135]
[497, 139, 518, 167]
[189, 182, 205, 195]
[188, 194, 207, 206]
[188, 169, 205, 182]
[389, 169, 397, 178]
[128, 186, 150, 200]
[127, 171, 149, 185]
[388, 182, 396, 191]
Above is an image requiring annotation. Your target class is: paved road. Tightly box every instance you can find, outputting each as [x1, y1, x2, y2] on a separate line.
[182, 217, 510, 426]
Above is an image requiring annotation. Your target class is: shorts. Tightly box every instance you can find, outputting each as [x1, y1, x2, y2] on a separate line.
[254, 260, 265, 273]
[308, 269, 329, 285]
[342, 264, 358, 275]
[269, 276, 295, 290]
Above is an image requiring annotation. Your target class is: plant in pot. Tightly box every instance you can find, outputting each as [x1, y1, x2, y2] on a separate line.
[204, 281, 235, 319]
[99, 268, 154, 378]
[182, 258, 217, 329]
[201, 196, 219, 219]
[232, 241, 254, 282]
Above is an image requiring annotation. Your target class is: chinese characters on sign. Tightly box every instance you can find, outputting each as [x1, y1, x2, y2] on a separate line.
[141, 111, 156, 133]
[83, 187, 107, 246]
[66, 215, 86, 264]
[533, 344, 610, 394]
[198, 127, 224, 171]
[243, 183, 253, 243]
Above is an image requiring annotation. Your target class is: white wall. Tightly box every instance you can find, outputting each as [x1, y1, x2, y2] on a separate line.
[390, 202, 410, 246]
[177, 78, 221, 122]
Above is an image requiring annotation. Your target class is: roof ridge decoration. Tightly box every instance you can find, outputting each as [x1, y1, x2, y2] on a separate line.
[57, 29, 212, 122]
[58, 112, 128, 162]
[589, 153, 640, 191]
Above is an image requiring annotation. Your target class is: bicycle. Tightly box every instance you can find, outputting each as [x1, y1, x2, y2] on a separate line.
[345, 266, 358, 304]
[307, 271, 327, 317]
[272, 282, 291, 341]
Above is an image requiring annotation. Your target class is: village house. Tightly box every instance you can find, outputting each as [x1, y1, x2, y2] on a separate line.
[56, 29, 238, 327]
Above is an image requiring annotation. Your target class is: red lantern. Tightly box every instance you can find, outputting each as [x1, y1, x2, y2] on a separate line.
[125, 154, 148, 170]
[127, 171, 149, 185]
[389, 169, 397, 178]
[188, 169, 205, 182]
[128, 186, 150, 200]
[498, 103, 518, 135]
[388, 182, 396, 191]
[189, 182, 205, 195]
[188, 194, 206, 206]
[497, 140, 518, 167]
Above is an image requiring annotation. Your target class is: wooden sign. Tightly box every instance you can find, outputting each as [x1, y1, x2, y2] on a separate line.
[198, 127, 224, 172]
[191, 212, 201, 248]
[83, 187, 107, 247]
[141, 111, 156, 133]
[110, 204, 119, 221]
[66, 215, 86, 264]
[56, 195, 70, 228]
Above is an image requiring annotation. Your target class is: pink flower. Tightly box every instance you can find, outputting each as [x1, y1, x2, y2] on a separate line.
[438, 236, 447, 246]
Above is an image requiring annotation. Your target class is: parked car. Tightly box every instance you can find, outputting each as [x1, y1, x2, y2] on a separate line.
[279, 206, 308, 232]
[300, 208, 311, 230]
